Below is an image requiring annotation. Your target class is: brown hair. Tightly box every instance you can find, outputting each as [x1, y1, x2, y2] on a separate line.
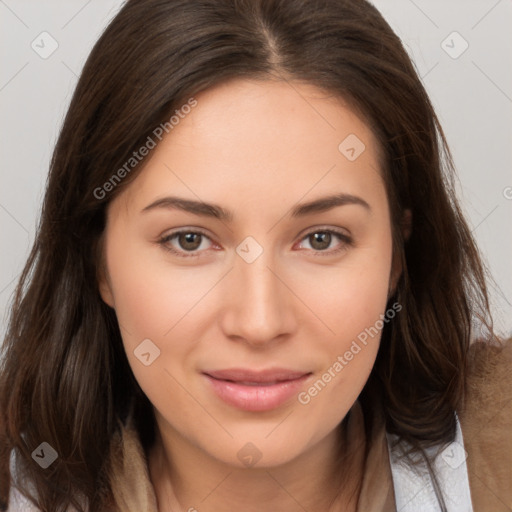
[0, 0, 498, 510]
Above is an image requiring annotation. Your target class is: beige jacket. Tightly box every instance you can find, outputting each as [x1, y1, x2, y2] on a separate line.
[106, 339, 512, 511]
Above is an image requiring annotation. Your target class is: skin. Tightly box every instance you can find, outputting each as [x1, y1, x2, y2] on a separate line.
[98, 78, 410, 511]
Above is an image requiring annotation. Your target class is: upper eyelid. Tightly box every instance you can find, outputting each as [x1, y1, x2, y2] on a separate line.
[161, 225, 350, 241]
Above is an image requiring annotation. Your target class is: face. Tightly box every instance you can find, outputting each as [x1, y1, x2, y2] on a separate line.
[98, 78, 402, 469]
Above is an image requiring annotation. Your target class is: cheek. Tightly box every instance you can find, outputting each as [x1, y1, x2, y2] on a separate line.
[104, 243, 196, 412]
[296, 262, 392, 435]
[105, 234, 207, 338]
[309, 232, 393, 342]
[304, 227, 393, 394]
[104, 234, 220, 392]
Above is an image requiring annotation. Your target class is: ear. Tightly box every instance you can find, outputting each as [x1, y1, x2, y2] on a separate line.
[388, 208, 412, 298]
[98, 265, 115, 308]
[96, 234, 115, 308]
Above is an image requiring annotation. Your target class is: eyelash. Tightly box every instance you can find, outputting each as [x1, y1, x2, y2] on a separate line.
[157, 227, 353, 258]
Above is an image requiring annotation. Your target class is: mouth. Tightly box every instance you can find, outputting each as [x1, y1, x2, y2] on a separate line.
[202, 368, 312, 412]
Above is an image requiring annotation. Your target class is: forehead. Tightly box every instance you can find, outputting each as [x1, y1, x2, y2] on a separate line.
[173, 77, 380, 156]
[114, 78, 386, 217]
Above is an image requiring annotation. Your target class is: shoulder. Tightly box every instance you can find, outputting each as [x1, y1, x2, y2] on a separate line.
[461, 336, 512, 423]
[458, 336, 512, 511]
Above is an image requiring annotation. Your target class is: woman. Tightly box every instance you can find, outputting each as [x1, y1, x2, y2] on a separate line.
[1, 0, 510, 511]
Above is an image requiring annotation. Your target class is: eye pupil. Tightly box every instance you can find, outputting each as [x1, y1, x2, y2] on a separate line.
[310, 232, 331, 250]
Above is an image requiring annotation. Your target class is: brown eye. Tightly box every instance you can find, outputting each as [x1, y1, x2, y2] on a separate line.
[308, 232, 332, 251]
[177, 232, 202, 251]
[159, 229, 213, 257]
[297, 228, 353, 256]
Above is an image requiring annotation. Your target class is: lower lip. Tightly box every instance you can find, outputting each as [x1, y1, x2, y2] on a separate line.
[203, 374, 310, 412]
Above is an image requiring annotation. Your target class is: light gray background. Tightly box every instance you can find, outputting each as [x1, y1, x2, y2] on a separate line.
[1, 0, 511, 342]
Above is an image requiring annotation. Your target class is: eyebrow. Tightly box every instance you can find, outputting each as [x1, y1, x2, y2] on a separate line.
[141, 193, 371, 221]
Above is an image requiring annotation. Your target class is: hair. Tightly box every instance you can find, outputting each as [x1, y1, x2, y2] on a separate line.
[0, 0, 500, 510]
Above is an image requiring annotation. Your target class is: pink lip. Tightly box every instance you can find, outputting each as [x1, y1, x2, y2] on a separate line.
[202, 368, 311, 412]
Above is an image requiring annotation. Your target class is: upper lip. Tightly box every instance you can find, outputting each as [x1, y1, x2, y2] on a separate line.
[203, 368, 311, 383]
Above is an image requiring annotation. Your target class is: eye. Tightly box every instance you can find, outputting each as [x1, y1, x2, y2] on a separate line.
[158, 229, 215, 257]
[295, 228, 353, 256]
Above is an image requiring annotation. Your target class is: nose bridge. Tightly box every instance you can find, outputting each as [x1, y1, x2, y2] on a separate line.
[221, 235, 294, 344]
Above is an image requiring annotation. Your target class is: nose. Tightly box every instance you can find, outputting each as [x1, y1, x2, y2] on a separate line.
[219, 247, 297, 348]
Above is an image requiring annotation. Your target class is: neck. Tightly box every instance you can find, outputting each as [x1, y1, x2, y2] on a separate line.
[148, 407, 365, 512]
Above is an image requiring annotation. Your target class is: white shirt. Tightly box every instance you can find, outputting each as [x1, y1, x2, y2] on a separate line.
[387, 411, 474, 511]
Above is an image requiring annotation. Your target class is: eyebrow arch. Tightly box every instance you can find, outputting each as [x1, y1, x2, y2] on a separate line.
[141, 193, 371, 221]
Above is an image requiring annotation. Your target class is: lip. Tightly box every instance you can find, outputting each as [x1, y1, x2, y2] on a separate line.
[202, 368, 312, 412]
